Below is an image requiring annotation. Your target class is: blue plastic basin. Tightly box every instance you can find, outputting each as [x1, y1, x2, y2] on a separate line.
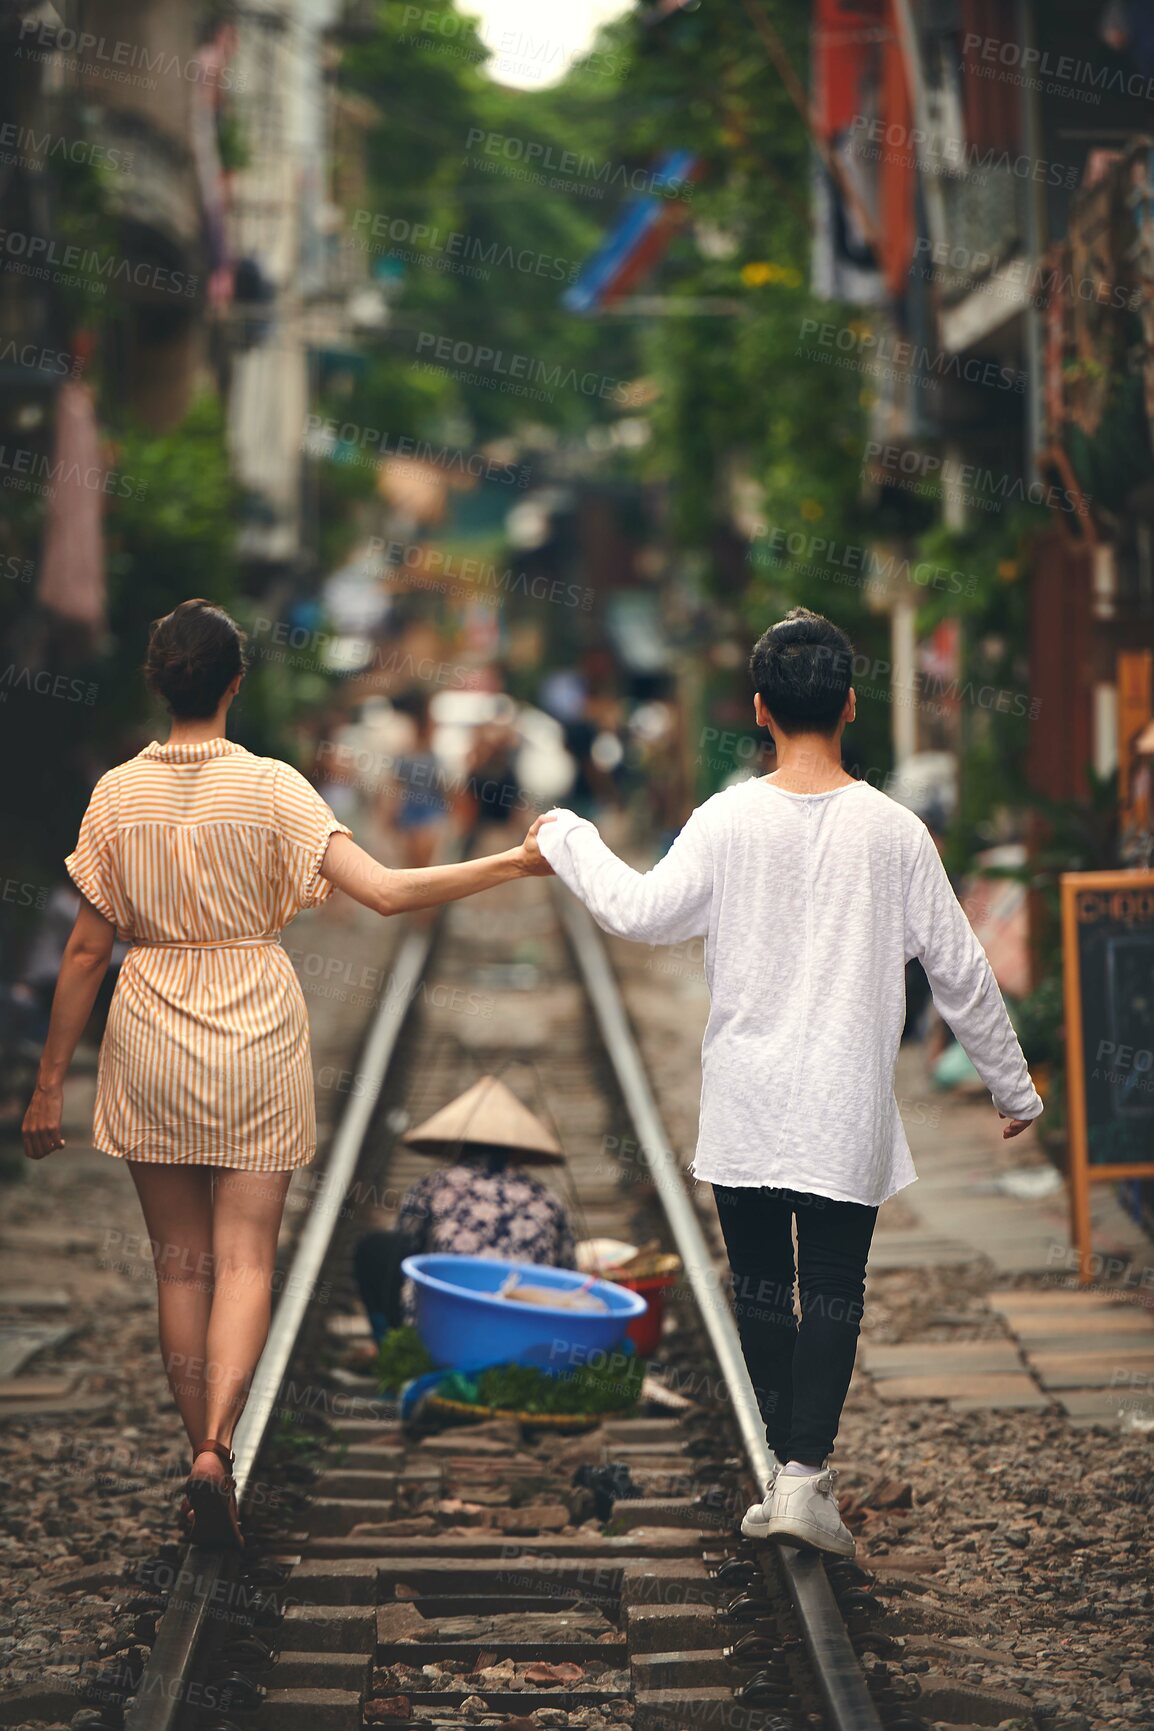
[402, 1253, 648, 1374]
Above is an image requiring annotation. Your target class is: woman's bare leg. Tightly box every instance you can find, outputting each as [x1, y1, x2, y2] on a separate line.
[192, 1167, 292, 1481]
[127, 1161, 216, 1450]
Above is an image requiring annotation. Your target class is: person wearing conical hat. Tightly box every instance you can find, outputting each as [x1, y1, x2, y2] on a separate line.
[354, 1076, 576, 1343]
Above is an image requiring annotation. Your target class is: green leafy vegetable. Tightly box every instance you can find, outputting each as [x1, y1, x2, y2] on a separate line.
[444, 1352, 645, 1415]
[375, 1326, 435, 1392]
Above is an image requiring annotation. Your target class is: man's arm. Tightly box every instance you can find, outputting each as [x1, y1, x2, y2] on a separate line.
[538, 807, 713, 944]
[905, 828, 1042, 1133]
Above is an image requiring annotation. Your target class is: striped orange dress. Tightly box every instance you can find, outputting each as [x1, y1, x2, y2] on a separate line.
[64, 737, 352, 1170]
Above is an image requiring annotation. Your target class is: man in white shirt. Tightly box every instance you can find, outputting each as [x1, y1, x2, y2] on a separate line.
[537, 607, 1042, 1556]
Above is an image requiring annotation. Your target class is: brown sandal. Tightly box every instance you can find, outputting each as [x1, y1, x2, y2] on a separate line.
[184, 1439, 243, 1550]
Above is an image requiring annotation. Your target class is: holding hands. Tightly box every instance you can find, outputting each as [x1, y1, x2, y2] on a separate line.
[517, 813, 557, 877]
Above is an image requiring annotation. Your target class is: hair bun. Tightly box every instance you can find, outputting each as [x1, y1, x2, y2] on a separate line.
[144, 599, 249, 720]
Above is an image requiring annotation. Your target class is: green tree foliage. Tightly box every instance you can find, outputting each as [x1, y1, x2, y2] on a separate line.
[336, 0, 636, 443]
[101, 395, 241, 741]
[105, 397, 330, 761]
[596, 2, 892, 776]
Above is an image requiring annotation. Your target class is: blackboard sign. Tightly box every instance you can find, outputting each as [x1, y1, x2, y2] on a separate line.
[1061, 872, 1154, 1282]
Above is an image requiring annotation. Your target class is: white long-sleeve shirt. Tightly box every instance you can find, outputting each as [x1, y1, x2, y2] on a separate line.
[539, 779, 1042, 1206]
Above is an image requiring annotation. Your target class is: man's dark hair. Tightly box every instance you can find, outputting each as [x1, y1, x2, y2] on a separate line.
[145, 598, 250, 719]
[749, 608, 854, 735]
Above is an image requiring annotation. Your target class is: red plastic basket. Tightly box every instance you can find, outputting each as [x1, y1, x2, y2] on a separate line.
[617, 1272, 679, 1357]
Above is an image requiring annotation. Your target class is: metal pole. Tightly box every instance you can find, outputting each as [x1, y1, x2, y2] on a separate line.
[1017, 0, 1047, 485]
[890, 0, 949, 252]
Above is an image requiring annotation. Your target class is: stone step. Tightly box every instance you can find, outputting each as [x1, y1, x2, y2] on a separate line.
[620, 1556, 713, 1608]
[634, 1685, 758, 1730]
[374, 1600, 618, 1650]
[315, 1469, 408, 1497]
[307, 1496, 397, 1536]
[330, 1419, 403, 1441]
[1027, 1348, 1154, 1389]
[872, 1371, 1050, 1409]
[343, 1444, 434, 1471]
[627, 1602, 724, 1653]
[303, 1528, 702, 1561]
[281, 1604, 376, 1651]
[915, 1672, 1035, 1726]
[364, 1686, 629, 1711]
[606, 1496, 720, 1531]
[270, 1650, 371, 1690]
[633, 1648, 735, 1689]
[258, 1688, 361, 1730]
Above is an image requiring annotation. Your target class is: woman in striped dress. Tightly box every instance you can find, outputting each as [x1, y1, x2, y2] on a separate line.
[22, 598, 553, 1547]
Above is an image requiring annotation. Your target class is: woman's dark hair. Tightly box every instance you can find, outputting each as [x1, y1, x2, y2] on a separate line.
[460, 1144, 512, 1174]
[749, 607, 855, 735]
[145, 599, 249, 719]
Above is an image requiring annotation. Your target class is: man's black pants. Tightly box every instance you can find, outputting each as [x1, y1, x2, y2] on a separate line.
[713, 1184, 877, 1465]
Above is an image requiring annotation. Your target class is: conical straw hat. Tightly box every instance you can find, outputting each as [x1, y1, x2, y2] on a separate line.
[402, 1074, 565, 1165]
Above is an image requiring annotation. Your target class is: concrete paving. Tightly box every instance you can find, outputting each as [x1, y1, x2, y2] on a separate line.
[860, 1051, 1154, 1426]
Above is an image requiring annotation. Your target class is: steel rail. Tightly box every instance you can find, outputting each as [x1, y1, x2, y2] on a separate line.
[123, 922, 436, 1731]
[556, 890, 884, 1731]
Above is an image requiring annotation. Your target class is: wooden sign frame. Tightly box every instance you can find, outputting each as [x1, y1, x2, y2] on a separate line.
[1061, 870, 1154, 1283]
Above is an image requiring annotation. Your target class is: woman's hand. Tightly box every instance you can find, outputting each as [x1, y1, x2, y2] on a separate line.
[517, 813, 557, 877]
[23, 897, 113, 1159]
[23, 1083, 66, 1160]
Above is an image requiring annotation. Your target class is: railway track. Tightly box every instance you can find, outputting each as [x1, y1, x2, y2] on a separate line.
[92, 868, 917, 1731]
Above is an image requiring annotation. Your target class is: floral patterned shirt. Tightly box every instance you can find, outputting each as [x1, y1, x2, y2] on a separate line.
[398, 1162, 576, 1270]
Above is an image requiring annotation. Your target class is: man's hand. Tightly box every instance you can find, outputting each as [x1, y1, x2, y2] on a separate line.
[517, 813, 557, 877]
[1000, 1113, 1033, 1140]
[23, 1083, 66, 1160]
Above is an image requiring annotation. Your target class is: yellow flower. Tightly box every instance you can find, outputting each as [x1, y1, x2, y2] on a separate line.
[740, 260, 803, 288]
[800, 498, 824, 522]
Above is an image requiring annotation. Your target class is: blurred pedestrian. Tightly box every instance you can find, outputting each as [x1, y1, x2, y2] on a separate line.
[21, 599, 553, 1549]
[466, 710, 523, 839]
[385, 688, 450, 868]
[535, 608, 1043, 1558]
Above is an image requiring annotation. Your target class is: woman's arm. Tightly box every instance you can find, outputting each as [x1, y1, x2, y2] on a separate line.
[318, 816, 554, 915]
[23, 897, 116, 1160]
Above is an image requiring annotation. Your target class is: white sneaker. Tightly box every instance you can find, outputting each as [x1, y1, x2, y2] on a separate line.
[738, 1457, 784, 1539]
[763, 1467, 855, 1558]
